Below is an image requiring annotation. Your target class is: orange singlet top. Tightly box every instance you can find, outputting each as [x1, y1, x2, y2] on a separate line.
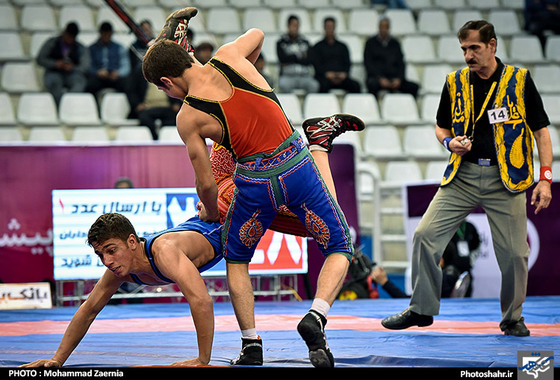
[183, 58, 294, 160]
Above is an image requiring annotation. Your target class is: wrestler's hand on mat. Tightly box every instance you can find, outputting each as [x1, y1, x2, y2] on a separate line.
[20, 359, 62, 368]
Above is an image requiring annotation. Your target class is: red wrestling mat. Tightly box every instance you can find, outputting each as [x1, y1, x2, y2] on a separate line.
[2, 314, 559, 337]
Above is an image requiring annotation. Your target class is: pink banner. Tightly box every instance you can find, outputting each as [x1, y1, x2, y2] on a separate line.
[0, 144, 359, 287]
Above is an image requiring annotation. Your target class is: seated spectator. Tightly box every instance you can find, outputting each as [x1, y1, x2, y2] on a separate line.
[254, 53, 274, 88]
[36, 22, 90, 105]
[310, 17, 361, 93]
[524, 0, 560, 49]
[364, 17, 419, 98]
[194, 41, 214, 65]
[276, 15, 319, 94]
[86, 22, 130, 100]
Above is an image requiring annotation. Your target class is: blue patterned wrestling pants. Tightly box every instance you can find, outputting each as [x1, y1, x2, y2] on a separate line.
[222, 132, 354, 263]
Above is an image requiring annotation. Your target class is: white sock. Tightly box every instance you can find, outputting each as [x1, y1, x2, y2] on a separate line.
[241, 328, 259, 340]
[310, 298, 330, 318]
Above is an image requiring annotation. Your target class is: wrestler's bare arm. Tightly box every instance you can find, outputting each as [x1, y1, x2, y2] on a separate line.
[20, 270, 124, 368]
[177, 109, 220, 222]
[152, 238, 215, 366]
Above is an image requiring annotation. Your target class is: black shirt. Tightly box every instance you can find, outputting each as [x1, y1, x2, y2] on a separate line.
[436, 58, 550, 165]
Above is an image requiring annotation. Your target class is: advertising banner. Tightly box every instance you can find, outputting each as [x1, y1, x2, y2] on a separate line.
[403, 181, 560, 297]
[52, 187, 307, 279]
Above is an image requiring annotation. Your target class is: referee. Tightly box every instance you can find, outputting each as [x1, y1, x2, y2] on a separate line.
[382, 20, 553, 336]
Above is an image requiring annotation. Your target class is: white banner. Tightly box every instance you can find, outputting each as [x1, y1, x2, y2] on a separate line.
[0, 282, 52, 310]
[52, 188, 308, 280]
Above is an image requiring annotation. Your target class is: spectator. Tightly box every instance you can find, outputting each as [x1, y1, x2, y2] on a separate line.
[254, 53, 274, 88]
[310, 17, 361, 93]
[129, 19, 154, 72]
[276, 15, 319, 93]
[524, 0, 560, 49]
[364, 17, 419, 98]
[86, 22, 130, 99]
[36, 22, 90, 105]
[194, 41, 214, 65]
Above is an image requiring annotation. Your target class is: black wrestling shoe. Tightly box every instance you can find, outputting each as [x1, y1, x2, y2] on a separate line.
[381, 308, 433, 330]
[302, 114, 365, 153]
[297, 310, 334, 368]
[230, 337, 263, 366]
[156, 7, 198, 52]
[503, 317, 530, 337]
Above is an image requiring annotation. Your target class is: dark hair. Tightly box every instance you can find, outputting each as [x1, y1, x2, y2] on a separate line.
[64, 22, 79, 37]
[99, 21, 113, 33]
[87, 213, 138, 247]
[324, 16, 336, 25]
[287, 15, 299, 25]
[142, 39, 194, 88]
[457, 20, 497, 46]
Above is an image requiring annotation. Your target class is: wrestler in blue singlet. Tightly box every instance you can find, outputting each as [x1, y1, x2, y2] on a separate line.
[129, 216, 223, 285]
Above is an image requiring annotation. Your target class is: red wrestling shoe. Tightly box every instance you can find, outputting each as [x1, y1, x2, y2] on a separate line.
[302, 114, 365, 153]
[156, 7, 198, 52]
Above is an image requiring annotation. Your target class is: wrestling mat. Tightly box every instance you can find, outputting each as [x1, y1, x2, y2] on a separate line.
[1, 297, 558, 368]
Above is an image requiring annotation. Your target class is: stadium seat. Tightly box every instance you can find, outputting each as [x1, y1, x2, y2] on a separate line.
[437, 35, 464, 64]
[403, 125, 447, 159]
[425, 160, 449, 181]
[59, 5, 96, 33]
[158, 126, 183, 144]
[342, 93, 381, 125]
[0, 32, 26, 61]
[417, 9, 451, 36]
[72, 126, 110, 142]
[384, 161, 423, 185]
[542, 95, 560, 124]
[510, 35, 544, 64]
[452, 10, 482, 32]
[0, 127, 23, 142]
[420, 94, 441, 124]
[207, 8, 241, 35]
[0, 93, 16, 126]
[532, 64, 560, 94]
[100, 92, 137, 126]
[468, 0, 500, 9]
[421, 64, 452, 94]
[114, 125, 153, 142]
[380, 93, 420, 125]
[1, 62, 41, 93]
[133, 6, 166, 32]
[0, 5, 18, 31]
[545, 36, 560, 62]
[20, 5, 57, 33]
[339, 33, 364, 64]
[17, 92, 59, 126]
[401, 35, 437, 64]
[363, 125, 403, 159]
[28, 126, 66, 142]
[277, 93, 304, 126]
[434, 0, 466, 9]
[488, 9, 521, 36]
[243, 8, 277, 34]
[384, 9, 416, 36]
[303, 93, 340, 119]
[348, 8, 379, 36]
[59, 93, 101, 126]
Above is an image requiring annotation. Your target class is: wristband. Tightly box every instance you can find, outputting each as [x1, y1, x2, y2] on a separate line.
[540, 166, 552, 184]
[442, 137, 452, 152]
